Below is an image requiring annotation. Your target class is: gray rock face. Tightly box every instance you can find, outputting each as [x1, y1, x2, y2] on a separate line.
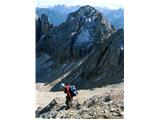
[40, 14, 49, 35]
[69, 6, 114, 60]
[78, 29, 124, 88]
[36, 13, 50, 51]
[38, 5, 114, 62]
[36, 14, 53, 53]
[36, 5, 124, 90]
[36, 17, 41, 43]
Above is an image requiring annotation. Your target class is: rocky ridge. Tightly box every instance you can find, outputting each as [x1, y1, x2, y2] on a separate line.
[36, 5, 124, 91]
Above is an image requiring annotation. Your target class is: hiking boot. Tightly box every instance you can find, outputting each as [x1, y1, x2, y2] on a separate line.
[65, 107, 70, 110]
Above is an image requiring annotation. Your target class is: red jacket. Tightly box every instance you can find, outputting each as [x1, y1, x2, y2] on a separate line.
[64, 84, 73, 100]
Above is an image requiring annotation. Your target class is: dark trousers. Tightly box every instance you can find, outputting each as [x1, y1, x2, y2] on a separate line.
[65, 96, 72, 109]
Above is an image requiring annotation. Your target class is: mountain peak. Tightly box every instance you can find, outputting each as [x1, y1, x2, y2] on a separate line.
[78, 5, 96, 12]
[36, 5, 124, 90]
[74, 5, 99, 18]
[66, 5, 110, 29]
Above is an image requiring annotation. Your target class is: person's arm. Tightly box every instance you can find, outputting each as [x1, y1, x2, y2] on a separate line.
[67, 91, 73, 100]
[66, 86, 73, 100]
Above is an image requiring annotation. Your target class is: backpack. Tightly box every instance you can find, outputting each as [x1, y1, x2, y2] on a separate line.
[69, 85, 78, 96]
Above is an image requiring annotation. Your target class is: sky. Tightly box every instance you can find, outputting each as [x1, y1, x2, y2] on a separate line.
[36, 0, 124, 9]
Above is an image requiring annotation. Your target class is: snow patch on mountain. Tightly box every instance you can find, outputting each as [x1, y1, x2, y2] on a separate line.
[87, 18, 91, 22]
[71, 32, 77, 36]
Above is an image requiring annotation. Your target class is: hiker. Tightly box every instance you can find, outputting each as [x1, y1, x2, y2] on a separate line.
[60, 83, 78, 109]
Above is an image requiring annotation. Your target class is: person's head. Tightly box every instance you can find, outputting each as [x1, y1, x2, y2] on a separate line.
[59, 83, 66, 90]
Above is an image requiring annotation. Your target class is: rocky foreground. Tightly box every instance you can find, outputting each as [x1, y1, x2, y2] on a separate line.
[36, 83, 123, 119]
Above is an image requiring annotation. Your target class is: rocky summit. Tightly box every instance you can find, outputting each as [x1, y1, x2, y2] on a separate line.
[36, 5, 124, 91]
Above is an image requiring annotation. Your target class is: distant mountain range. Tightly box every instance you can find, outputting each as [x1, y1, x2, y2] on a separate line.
[36, 5, 124, 29]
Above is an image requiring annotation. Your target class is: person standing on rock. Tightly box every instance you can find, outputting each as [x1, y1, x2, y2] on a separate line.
[60, 83, 78, 110]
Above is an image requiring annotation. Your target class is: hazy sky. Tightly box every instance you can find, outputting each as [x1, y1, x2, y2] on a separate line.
[36, 0, 124, 9]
